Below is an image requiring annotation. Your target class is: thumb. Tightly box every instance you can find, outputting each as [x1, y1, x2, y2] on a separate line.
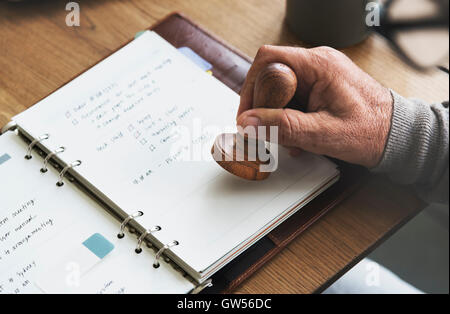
[236, 108, 321, 150]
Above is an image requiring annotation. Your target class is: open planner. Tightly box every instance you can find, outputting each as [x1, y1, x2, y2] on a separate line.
[0, 28, 339, 294]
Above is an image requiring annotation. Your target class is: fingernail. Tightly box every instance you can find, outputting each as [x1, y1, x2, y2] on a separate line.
[240, 116, 260, 128]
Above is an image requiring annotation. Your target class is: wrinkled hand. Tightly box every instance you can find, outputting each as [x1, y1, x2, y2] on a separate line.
[237, 45, 394, 168]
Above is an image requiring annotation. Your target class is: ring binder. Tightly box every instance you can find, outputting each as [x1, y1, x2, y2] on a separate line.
[191, 279, 213, 294]
[41, 147, 66, 173]
[56, 160, 82, 187]
[135, 226, 161, 254]
[25, 134, 49, 160]
[153, 240, 179, 268]
[0, 121, 17, 135]
[117, 211, 144, 239]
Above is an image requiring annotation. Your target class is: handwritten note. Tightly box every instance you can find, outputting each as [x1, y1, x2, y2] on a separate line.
[0, 132, 193, 294]
[0, 198, 55, 262]
[14, 31, 240, 209]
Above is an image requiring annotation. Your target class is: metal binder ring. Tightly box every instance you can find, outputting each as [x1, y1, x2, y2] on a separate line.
[153, 240, 179, 268]
[56, 160, 82, 187]
[117, 211, 144, 239]
[25, 134, 49, 160]
[41, 147, 66, 173]
[135, 226, 161, 254]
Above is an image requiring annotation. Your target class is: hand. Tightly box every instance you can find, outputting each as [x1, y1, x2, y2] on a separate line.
[236, 45, 394, 168]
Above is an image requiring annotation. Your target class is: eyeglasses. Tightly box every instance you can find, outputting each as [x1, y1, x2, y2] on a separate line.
[376, 0, 449, 71]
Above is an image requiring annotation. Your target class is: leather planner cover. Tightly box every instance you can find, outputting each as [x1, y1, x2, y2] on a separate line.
[151, 13, 368, 293]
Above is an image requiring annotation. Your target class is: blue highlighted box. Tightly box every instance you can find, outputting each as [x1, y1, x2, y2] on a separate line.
[82, 233, 114, 259]
[0, 154, 11, 166]
[178, 47, 213, 71]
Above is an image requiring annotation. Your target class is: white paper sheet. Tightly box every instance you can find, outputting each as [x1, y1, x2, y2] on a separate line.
[13, 31, 339, 277]
[0, 132, 194, 294]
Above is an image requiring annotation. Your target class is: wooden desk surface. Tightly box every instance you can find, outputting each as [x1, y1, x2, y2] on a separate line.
[0, 0, 448, 294]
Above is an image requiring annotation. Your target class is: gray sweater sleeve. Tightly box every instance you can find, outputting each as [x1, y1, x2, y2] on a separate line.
[372, 90, 449, 205]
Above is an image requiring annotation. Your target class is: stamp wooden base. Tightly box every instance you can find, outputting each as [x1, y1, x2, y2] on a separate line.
[212, 63, 298, 181]
[211, 133, 272, 181]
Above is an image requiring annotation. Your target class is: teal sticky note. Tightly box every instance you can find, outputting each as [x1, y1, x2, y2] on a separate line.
[134, 30, 146, 39]
[82, 233, 114, 259]
[0, 154, 11, 166]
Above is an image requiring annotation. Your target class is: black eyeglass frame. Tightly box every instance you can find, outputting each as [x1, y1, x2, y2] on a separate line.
[374, 0, 449, 71]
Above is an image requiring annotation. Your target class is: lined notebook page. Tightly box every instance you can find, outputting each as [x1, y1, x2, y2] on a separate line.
[13, 31, 338, 276]
[0, 132, 194, 293]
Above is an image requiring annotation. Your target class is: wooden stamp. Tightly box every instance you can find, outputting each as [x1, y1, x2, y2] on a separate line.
[212, 63, 297, 180]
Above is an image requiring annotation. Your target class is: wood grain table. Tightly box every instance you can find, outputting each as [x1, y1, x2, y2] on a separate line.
[0, 0, 448, 294]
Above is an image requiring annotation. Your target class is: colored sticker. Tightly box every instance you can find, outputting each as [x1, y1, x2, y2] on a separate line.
[36, 233, 115, 293]
[82, 233, 115, 259]
[0, 153, 11, 165]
